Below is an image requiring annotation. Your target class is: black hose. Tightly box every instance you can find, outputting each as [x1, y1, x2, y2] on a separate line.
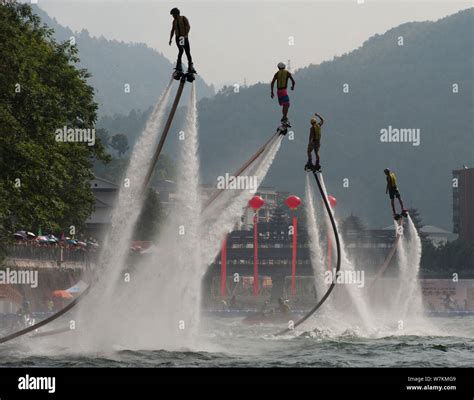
[276, 170, 341, 335]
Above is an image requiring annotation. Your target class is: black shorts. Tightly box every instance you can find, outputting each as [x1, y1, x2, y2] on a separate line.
[307, 141, 320, 153]
[389, 187, 401, 200]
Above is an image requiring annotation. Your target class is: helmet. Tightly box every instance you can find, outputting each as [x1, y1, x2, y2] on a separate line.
[277, 62, 286, 69]
[170, 8, 180, 15]
[384, 168, 390, 174]
[310, 118, 317, 125]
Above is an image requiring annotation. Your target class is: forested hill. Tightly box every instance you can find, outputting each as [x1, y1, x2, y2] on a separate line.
[192, 8, 473, 229]
[32, 6, 215, 116]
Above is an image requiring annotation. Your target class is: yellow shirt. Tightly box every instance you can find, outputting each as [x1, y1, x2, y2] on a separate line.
[387, 172, 397, 188]
[310, 124, 321, 142]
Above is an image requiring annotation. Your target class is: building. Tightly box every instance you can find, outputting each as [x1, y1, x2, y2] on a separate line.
[420, 225, 457, 247]
[453, 167, 474, 242]
[86, 176, 178, 238]
[242, 187, 289, 228]
[86, 177, 118, 238]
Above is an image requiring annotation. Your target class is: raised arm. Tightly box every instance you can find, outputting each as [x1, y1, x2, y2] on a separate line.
[315, 112, 324, 126]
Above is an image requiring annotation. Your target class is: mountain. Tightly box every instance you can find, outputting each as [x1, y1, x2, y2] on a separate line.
[32, 6, 215, 116]
[194, 8, 473, 229]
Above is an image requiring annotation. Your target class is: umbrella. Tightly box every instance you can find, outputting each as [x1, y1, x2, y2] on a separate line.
[52, 290, 73, 299]
[14, 231, 27, 240]
[77, 241, 87, 247]
[37, 235, 49, 243]
[48, 235, 59, 242]
[66, 239, 78, 245]
[26, 232, 36, 238]
[66, 281, 88, 294]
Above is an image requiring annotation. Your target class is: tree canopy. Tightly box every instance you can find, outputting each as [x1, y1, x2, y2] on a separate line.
[0, 2, 109, 255]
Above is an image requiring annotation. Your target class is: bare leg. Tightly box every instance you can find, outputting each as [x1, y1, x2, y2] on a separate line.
[282, 104, 289, 120]
[398, 196, 405, 210]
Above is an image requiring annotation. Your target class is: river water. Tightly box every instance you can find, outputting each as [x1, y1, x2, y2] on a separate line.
[1, 316, 473, 368]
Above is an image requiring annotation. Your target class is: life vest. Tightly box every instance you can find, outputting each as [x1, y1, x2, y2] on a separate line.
[276, 69, 289, 89]
[311, 124, 321, 142]
[388, 172, 397, 188]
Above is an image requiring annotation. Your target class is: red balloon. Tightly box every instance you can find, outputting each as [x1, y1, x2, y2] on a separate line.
[248, 195, 265, 210]
[285, 195, 301, 210]
[328, 195, 337, 208]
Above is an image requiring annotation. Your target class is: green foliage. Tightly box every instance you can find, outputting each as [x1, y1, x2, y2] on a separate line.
[341, 214, 367, 237]
[421, 239, 474, 274]
[0, 2, 109, 251]
[110, 133, 129, 158]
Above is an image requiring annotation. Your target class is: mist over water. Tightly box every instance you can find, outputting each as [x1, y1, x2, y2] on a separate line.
[300, 175, 433, 338]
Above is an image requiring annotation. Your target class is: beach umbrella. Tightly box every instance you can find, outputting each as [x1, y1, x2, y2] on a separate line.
[26, 232, 36, 238]
[52, 290, 73, 300]
[14, 231, 27, 240]
[37, 236, 49, 243]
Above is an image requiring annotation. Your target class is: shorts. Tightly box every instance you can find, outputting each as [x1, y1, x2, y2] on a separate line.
[308, 141, 320, 153]
[389, 187, 401, 200]
[277, 88, 290, 106]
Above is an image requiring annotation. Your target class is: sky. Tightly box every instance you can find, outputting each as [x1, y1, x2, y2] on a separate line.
[37, 0, 472, 88]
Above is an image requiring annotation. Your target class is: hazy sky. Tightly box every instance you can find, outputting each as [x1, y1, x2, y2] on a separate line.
[38, 0, 472, 88]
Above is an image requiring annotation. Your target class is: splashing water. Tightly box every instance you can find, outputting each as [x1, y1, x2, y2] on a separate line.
[301, 175, 435, 338]
[397, 215, 427, 327]
[71, 79, 175, 351]
[304, 175, 328, 305]
[199, 135, 283, 272]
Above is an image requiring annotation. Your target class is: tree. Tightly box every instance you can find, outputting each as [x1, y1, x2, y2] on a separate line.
[110, 133, 129, 157]
[407, 208, 430, 243]
[0, 2, 109, 257]
[96, 128, 111, 148]
[341, 213, 367, 236]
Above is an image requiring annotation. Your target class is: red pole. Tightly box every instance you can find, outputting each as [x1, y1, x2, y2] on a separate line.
[220, 235, 227, 297]
[291, 215, 297, 295]
[253, 213, 259, 296]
